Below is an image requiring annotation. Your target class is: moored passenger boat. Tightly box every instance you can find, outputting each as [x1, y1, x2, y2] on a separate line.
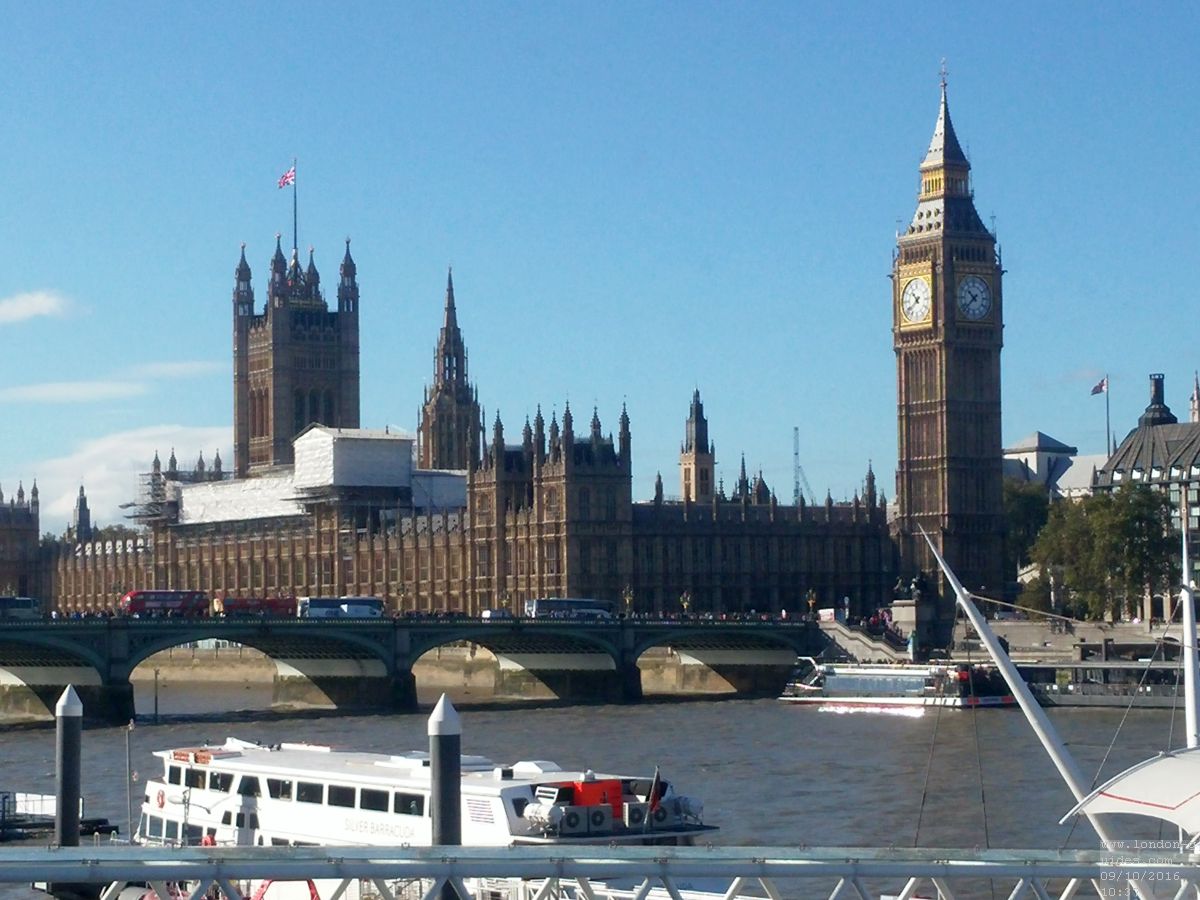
[137, 738, 712, 850]
[779, 656, 1016, 709]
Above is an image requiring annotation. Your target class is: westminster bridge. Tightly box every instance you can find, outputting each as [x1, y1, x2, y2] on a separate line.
[0, 616, 821, 724]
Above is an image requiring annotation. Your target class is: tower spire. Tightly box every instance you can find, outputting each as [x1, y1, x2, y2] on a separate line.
[418, 268, 480, 469]
[444, 268, 458, 329]
[1190, 371, 1199, 424]
[922, 66, 968, 170]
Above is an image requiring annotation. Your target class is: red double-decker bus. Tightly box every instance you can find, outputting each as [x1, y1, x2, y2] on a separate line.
[212, 596, 298, 617]
[118, 590, 210, 618]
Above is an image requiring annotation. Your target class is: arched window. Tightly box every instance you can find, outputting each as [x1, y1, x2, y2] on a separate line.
[294, 390, 306, 435]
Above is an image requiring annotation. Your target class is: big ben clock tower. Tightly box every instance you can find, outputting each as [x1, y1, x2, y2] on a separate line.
[893, 76, 1005, 634]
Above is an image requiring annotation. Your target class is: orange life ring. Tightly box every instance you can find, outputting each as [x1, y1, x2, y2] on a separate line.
[200, 834, 215, 847]
[156, 789, 165, 809]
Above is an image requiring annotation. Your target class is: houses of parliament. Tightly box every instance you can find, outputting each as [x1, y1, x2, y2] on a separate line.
[11, 83, 1005, 631]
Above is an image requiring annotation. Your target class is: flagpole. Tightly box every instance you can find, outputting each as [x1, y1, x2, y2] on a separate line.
[292, 157, 298, 253]
[1105, 373, 1111, 454]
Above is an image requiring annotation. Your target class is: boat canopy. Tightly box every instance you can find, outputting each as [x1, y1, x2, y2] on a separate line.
[1060, 747, 1200, 841]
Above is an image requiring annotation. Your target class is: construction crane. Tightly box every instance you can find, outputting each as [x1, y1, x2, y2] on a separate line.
[792, 426, 816, 506]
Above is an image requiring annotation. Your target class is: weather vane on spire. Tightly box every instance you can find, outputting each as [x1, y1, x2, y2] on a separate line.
[940, 58, 949, 90]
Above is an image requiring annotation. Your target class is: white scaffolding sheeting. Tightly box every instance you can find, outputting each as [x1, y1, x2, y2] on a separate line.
[294, 426, 414, 489]
[177, 472, 302, 525]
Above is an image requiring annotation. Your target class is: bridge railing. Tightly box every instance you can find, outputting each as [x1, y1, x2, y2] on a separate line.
[2, 843, 1195, 900]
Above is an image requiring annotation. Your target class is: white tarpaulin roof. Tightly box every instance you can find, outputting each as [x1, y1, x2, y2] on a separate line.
[1061, 747, 1200, 838]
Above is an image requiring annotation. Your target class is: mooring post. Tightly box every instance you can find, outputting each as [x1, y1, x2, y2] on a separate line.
[55, 685, 82, 847]
[429, 693, 462, 900]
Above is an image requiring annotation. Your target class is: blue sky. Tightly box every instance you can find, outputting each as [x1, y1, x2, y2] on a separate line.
[2, 3, 1197, 531]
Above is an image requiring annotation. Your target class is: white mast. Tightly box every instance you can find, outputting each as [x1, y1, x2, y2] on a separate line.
[1181, 501, 1199, 749]
[918, 531, 1137, 854]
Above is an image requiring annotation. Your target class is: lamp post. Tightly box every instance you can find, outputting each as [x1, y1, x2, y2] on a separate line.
[622, 585, 634, 616]
[153, 668, 160, 724]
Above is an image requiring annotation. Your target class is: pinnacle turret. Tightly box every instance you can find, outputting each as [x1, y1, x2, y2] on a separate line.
[235, 243, 252, 281]
[306, 247, 320, 291]
[271, 234, 287, 278]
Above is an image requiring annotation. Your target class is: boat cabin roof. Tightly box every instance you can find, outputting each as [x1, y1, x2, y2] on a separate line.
[156, 739, 630, 793]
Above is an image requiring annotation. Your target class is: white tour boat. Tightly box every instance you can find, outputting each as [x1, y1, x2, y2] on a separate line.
[136, 738, 712, 851]
[779, 656, 1017, 710]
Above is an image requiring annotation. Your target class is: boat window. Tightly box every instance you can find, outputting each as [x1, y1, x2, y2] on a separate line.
[511, 797, 529, 817]
[168, 766, 182, 786]
[394, 792, 425, 816]
[165, 819, 179, 841]
[256, 836, 263, 846]
[148, 816, 163, 838]
[184, 825, 203, 845]
[250, 813, 259, 829]
[238, 776, 261, 798]
[267, 778, 293, 800]
[235, 813, 245, 828]
[271, 838, 289, 847]
[185, 768, 206, 789]
[210, 772, 234, 793]
[294, 841, 318, 847]
[328, 785, 356, 808]
[221, 812, 232, 825]
[360, 788, 389, 812]
[297, 781, 325, 804]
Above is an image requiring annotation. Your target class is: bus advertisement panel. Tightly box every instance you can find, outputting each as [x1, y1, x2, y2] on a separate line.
[523, 597, 613, 620]
[213, 596, 298, 617]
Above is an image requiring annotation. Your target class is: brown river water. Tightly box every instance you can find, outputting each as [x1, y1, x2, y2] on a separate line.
[0, 680, 1187, 898]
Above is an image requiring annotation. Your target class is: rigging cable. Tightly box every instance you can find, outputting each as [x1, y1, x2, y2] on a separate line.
[911, 654, 945, 849]
[1060, 615, 1172, 850]
[961, 597, 996, 900]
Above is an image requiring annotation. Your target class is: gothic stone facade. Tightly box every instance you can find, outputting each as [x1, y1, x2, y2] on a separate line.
[50, 398, 894, 617]
[233, 239, 360, 477]
[0, 483, 40, 598]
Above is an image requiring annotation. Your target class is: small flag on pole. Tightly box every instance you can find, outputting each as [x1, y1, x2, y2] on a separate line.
[278, 165, 296, 189]
[1090, 376, 1108, 395]
[646, 765, 662, 811]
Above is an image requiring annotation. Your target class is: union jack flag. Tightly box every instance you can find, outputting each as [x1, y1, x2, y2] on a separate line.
[277, 165, 296, 189]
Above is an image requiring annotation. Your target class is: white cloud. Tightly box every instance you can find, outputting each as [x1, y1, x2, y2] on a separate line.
[0, 291, 70, 324]
[128, 361, 225, 379]
[0, 381, 148, 403]
[0, 360, 223, 404]
[28, 425, 231, 531]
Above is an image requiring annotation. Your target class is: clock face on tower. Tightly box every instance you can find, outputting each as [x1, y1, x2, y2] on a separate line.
[900, 277, 931, 323]
[957, 275, 992, 320]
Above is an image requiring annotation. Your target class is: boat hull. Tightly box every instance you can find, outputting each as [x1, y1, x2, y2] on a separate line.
[779, 694, 1016, 709]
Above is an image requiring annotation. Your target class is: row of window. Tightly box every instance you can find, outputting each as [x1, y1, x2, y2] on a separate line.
[168, 766, 427, 816]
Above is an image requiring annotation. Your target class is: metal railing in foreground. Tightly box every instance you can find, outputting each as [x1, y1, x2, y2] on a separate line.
[3, 844, 1200, 900]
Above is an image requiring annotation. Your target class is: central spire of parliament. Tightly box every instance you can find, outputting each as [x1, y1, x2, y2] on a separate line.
[419, 268, 481, 470]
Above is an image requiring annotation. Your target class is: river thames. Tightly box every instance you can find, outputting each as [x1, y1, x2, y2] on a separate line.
[0, 684, 1183, 857]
